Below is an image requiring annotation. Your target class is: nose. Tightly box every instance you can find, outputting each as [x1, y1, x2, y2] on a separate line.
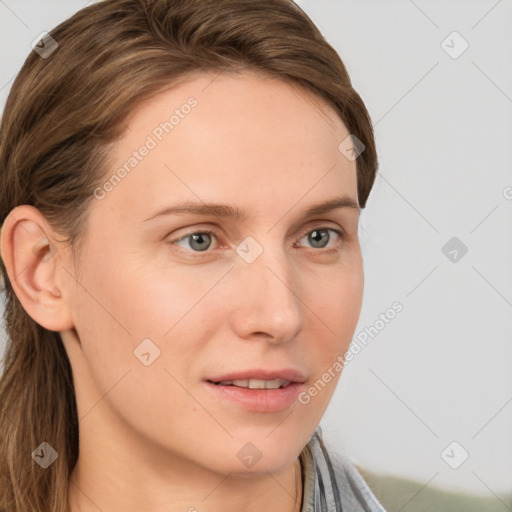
[229, 238, 304, 344]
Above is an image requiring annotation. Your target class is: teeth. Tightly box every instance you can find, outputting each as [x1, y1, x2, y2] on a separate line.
[216, 379, 291, 389]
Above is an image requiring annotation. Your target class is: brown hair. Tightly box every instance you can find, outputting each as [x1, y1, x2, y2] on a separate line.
[0, 0, 378, 510]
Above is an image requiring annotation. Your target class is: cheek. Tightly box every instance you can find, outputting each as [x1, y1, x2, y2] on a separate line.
[69, 257, 205, 427]
[302, 257, 363, 405]
[332, 272, 363, 344]
[314, 257, 364, 348]
[75, 253, 195, 339]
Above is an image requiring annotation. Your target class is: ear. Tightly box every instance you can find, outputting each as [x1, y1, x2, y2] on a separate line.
[0, 205, 75, 332]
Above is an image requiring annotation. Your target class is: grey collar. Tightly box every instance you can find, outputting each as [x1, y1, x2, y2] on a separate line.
[299, 427, 386, 512]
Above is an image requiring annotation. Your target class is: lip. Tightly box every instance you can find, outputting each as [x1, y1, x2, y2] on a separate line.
[204, 368, 307, 413]
[205, 381, 305, 413]
[206, 368, 307, 383]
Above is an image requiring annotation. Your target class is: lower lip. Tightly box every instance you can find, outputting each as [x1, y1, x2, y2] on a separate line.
[204, 381, 305, 413]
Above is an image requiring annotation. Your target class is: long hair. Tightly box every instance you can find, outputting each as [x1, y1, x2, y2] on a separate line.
[0, 1, 378, 510]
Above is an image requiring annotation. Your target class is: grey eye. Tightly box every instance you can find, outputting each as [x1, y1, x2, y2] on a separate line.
[176, 232, 214, 252]
[306, 229, 331, 249]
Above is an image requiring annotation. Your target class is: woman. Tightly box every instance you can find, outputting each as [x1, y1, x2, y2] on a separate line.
[0, 0, 384, 510]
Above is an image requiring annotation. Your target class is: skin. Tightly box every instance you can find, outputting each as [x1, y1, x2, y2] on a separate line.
[1, 69, 363, 512]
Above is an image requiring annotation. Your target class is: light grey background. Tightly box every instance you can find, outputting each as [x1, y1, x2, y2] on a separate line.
[1, 0, 511, 501]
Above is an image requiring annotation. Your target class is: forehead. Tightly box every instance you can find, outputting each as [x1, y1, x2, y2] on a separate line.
[94, 70, 358, 224]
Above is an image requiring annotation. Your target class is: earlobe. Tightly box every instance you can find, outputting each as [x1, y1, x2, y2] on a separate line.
[0, 205, 74, 332]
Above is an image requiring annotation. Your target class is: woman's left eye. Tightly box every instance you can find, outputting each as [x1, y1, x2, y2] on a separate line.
[171, 227, 343, 254]
[297, 227, 343, 250]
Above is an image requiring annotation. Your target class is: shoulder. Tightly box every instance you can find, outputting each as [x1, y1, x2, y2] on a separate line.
[301, 428, 387, 512]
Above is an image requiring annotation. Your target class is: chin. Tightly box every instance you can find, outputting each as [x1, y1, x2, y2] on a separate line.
[179, 431, 302, 478]
[224, 427, 308, 475]
[226, 452, 299, 479]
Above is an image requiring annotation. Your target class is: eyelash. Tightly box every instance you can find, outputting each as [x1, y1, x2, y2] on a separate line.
[170, 225, 345, 256]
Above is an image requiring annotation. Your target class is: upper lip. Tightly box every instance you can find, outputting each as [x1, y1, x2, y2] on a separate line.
[207, 369, 307, 383]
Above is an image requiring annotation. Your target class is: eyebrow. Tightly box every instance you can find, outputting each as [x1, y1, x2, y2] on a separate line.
[143, 195, 359, 222]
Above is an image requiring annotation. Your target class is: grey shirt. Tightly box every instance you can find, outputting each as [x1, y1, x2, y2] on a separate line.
[299, 428, 386, 512]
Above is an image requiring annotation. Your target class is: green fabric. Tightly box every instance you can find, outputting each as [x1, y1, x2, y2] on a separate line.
[358, 469, 512, 512]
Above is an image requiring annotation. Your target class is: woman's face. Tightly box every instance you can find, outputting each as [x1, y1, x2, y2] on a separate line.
[62, 70, 363, 475]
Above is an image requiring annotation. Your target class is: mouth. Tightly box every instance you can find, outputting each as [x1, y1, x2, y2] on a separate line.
[204, 371, 306, 413]
[207, 378, 292, 389]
